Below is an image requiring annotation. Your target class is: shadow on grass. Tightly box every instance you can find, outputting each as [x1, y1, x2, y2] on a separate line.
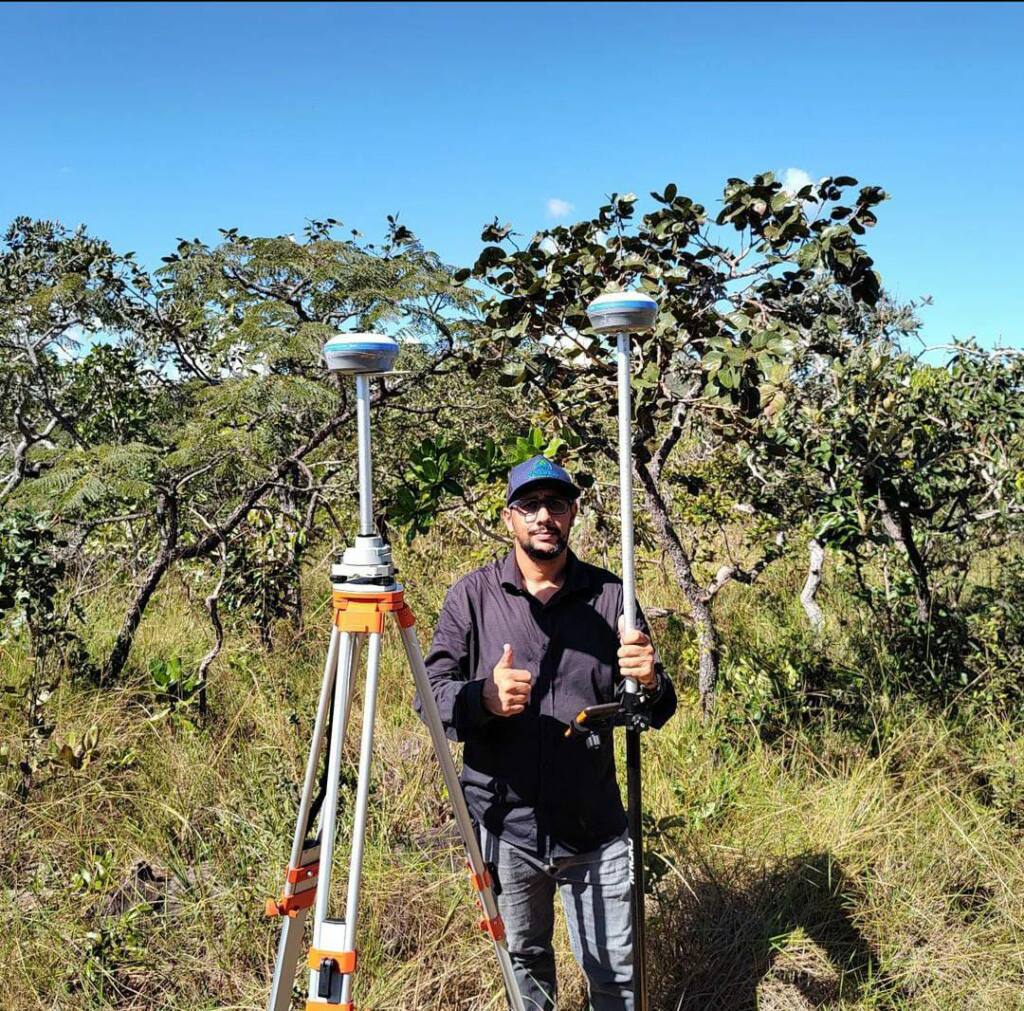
[646, 850, 903, 1010]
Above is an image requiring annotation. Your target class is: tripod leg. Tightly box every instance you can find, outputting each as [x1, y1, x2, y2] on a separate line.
[330, 632, 383, 1008]
[311, 630, 358, 931]
[398, 623, 528, 1011]
[267, 626, 344, 1011]
[302, 629, 360, 1004]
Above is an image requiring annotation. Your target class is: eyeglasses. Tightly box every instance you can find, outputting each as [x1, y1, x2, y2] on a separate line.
[510, 496, 572, 521]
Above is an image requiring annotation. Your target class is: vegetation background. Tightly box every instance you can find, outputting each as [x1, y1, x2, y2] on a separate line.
[2, 173, 1023, 1010]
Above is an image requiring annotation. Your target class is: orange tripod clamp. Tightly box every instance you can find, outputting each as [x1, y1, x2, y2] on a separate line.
[333, 589, 415, 634]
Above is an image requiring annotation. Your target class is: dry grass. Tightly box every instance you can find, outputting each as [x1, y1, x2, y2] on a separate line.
[2, 542, 1023, 1009]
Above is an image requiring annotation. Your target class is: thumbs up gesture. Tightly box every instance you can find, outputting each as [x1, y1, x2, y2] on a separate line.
[483, 643, 533, 717]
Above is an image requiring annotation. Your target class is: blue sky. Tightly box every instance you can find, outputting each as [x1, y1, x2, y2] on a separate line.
[2, 2, 1021, 349]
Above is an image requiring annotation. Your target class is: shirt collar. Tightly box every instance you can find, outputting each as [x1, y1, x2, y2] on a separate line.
[499, 548, 593, 597]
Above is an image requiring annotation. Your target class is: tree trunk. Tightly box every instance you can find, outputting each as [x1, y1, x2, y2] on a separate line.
[800, 538, 825, 633]
[877, 495, 932, 622]
[196, 544, 227, 719]
[103, 551, 174, 683]
[278, 474, 305, 629]
[691, 596, 719, 717]
[635, 463, 719, 715]
[102, 491, 178, 684]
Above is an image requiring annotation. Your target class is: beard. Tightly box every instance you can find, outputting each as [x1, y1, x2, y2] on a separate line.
[518, 528, 568, 561]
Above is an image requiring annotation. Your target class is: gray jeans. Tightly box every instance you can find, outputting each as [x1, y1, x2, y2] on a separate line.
[482, 829, 634, 1011]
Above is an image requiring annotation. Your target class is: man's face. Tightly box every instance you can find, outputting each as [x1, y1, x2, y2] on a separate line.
[502, 483, 578, 562]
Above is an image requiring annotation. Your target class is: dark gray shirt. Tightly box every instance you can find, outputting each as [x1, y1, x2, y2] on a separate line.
[417, 549, 676, 859]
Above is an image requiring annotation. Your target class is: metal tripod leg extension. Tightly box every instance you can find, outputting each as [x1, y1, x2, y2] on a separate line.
[265, 626, 344, 1010]
[399, 622, 524, 1004]
[266, 626, 357, 1011]
[265, 335, 526, 1011]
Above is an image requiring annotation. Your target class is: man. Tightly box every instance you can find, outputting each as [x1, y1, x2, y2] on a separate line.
[418, 455, 677, 1010]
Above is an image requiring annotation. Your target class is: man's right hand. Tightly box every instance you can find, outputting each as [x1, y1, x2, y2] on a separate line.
[483, 643, 533, 716]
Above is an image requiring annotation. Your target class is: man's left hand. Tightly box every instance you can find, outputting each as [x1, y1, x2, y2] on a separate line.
[616, 616, 657, 690]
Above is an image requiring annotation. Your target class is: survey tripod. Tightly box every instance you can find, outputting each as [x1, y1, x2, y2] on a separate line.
[565, 292, 660, 1011]
[265, 333, 526, 1011]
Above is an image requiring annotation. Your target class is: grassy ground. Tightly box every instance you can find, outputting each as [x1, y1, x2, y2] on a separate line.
[2, 536, 1023, 1009]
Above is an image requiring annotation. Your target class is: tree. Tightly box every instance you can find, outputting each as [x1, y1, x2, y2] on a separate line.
[459, 174, 886, 713]
[1, 216, 471, 689]
[750, 319, 1024, 629]
[0, 218, 158, 505]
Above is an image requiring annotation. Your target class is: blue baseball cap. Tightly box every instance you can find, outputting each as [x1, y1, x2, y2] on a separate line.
[506, 456, 580, 504]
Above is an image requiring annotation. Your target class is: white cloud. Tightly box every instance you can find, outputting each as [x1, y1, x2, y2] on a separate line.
[546, 197, 574, 219]
[781, 167, 814, 196]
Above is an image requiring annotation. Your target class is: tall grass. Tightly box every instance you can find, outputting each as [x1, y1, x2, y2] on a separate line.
[2, 537, 1022, 1009]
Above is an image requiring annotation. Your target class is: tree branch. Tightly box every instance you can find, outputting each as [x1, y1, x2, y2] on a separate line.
[195, 533, 227, 720]
[703, 532, 784, 601]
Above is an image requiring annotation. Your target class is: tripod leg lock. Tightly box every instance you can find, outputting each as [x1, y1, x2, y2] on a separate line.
[468, 866, 493, 892]
[307, 948, 357, 974]
[308, 948, 356, 1006]
[287, 861, 320, 884]
[265, 859, 320, 918]
[265, 888, 317, 918]
[478, 914, 506, 942]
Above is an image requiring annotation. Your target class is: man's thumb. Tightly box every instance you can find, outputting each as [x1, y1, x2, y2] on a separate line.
[497, 643, 513, 668]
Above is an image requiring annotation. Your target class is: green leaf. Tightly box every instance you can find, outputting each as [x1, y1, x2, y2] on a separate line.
[796, 242, 820, 269]
[498, 363, 526, 387]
